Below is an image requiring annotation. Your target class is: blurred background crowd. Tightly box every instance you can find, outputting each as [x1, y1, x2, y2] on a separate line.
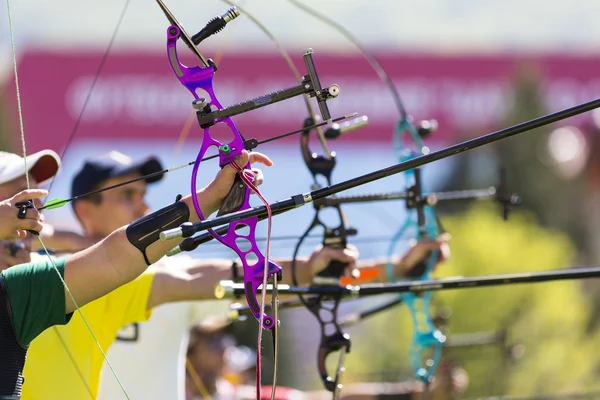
[3, 0, 600, 398]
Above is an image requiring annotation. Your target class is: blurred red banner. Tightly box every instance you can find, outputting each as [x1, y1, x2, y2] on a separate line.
[6, 50, 600, 153]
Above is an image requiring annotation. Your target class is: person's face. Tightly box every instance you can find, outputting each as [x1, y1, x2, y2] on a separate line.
[82, 173, 150, 235]
[188, 334, 226, 377]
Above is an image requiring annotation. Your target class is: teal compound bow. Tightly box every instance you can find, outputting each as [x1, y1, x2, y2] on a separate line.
[387, 122, 446, 387]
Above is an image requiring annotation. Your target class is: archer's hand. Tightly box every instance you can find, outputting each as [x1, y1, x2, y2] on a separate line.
[0, 189, 47, 240]
[198, 151, 273, 217]
[307, 244, 360, 278]
[0, 239, 32, 272]
[393, 233, 451, 278]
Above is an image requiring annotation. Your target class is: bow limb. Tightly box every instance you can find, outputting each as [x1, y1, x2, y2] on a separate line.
[4, 0, 132, 398]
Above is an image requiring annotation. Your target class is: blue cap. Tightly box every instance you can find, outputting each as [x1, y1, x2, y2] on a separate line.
[71, 151, 164, 201]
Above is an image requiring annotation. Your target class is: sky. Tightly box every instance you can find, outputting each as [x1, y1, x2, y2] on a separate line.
[2, 0, 600, 54]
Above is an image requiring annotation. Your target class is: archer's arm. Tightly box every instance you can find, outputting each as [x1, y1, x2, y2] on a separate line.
[62, 151, 272, 314]
[145, 258, 232, 308]
[32, 226, 99, 253]
[145, 235, 450, 308]
[355, 234, 451, 283]
[144, 246, 356, 308]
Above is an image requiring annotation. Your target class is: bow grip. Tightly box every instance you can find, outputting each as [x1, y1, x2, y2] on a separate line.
[315, 259, 347, 282]
[405, 250, 433, 278]
[217, 174, 245, 216]
[315, 227, 350, 283]
[317, 331, 351, 393]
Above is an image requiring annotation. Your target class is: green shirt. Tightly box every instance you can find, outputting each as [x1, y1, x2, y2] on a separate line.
[1, 256, 72, 346]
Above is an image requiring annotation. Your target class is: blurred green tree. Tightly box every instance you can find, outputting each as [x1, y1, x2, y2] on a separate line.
[438, 62, 589, 260]
[342, 204, 598, 398]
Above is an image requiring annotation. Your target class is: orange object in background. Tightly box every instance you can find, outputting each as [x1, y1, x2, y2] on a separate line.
[340, 266, 381, 286]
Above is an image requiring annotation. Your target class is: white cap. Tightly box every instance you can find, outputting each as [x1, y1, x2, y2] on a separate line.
[0, 150, 61, 186]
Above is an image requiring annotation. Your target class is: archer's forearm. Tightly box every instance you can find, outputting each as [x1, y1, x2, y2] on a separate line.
[62, 195, 211, 313]
[63, 226, 181, 314]
[146, 262, 233, 308]
[182, 185, 223, 222]
[34, 227, 98, 253]
[275, 257, 312, 286]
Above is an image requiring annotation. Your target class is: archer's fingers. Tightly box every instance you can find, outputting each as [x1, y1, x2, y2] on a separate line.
[437, 232, 451, 242]
[11, 189, 48, 203]
[345, 243, 359, 255]
[249, 169, 264, 186]
[222, 151, 272, 176]
[20, 206, 42, 223]
[343, 265, 359, 278]
[248, 151, 273, 167]
[322, 246, 358, 264]
[17, 219, 44, 234]
[6, 230, 24, 240]
[439, 242, 451, 261]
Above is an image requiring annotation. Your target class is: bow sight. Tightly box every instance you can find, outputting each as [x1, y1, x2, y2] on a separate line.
[158, 0, 341, 131]
[190, 48, 341, 129]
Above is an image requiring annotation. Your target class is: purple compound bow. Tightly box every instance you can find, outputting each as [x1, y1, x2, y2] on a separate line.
[161, 4, 279, 331]
[157, 0, 341, 332]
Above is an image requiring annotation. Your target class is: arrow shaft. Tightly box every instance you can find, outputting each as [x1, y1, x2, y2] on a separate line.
[178, 96, 600, 237]
[215, 266, 600, 298]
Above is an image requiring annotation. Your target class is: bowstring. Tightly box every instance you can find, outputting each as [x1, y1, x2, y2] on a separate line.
[230, 161, 274, 400]
[4, 0, 131, 398]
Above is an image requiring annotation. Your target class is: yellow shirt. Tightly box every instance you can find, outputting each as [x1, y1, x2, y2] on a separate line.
[21, 271, 155, 400]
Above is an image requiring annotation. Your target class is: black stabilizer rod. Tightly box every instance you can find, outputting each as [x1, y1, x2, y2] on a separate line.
[161, 95, 600, 241]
